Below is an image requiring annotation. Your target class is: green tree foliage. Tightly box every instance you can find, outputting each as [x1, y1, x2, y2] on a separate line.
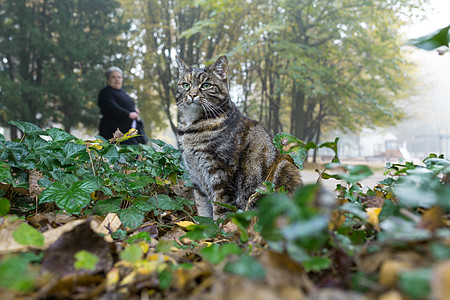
[123, 0, 427, 145]
[0, 0, 130, 136]
[185, 0, 428, 143]
[119, 0, 253, 136]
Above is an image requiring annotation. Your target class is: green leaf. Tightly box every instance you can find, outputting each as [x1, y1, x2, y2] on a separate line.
[8, 120, 44, 135]
[126, 232, 153, 243]
[74, 250, 99, 271]
[399, 268, 431, 299]
[335, 165, 373, 184]
[184, 218, 223, 240]
[200, 243, 242, 264]
[272, 132, 310, 169]
[0, 163, 13, 185]
[101, 144, 120, 163]
[111, 229, 127, 240]
[156, 240, 175, 254]
[12, 223, 44, 247]
[92, 198, 122, 214]
[46, 127, 76, 143]
[378, 217, 430, 242]
[120, 244, 143, 263]
[430, 242, 450, 260]
[63, 142, 87, 160]
[0, 255, 36, 292]
[280, 216, 328, 240]
[119, 205, 145, 229]
[302, 256, 331, 272]
[0, 198, 10, 216]
[396, 186, 437, 208]
[224, 254, 265, 280]
[319, 137, 340, 163]
[39, 180, 97, 213]
[409, 25, 450, 50]
[4, 142, 29, 164]
[340, 202, 368, 220]
[158, 269, 173, 289]
[153, 194, 183, 211]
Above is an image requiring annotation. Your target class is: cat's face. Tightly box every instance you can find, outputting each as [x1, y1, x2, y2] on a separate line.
[175, 56, 229, 120]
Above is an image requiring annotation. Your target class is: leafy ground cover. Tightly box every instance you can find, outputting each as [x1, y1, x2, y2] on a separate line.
[0, 121, 449, 300]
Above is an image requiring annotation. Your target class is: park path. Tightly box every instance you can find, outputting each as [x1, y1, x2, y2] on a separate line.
[301, 167, 387, 191]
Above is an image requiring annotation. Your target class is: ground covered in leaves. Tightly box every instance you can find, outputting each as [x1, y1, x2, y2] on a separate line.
[1, 121, 450, 300]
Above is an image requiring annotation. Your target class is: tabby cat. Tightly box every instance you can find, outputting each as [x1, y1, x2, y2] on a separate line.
[175, 55, 302, 220]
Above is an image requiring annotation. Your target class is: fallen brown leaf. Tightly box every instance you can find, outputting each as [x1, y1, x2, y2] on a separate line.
[431, 259, 450, 300]
[41, 219, 114, 276]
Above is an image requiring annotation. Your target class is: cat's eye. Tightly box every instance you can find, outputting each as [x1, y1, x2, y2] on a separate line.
[201, 83, 212, 89]
[181, 83, 190, 89]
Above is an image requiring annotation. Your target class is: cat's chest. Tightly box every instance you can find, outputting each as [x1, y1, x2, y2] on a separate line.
[179, 128, 232, 174]
[179, 104, 204, 126]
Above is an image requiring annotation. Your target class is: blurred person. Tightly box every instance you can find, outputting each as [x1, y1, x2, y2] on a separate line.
[98, 66, 147, 145]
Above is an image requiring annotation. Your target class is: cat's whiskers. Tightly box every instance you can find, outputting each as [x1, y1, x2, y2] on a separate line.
[199, 102, 212, 119]
[202, 101, 224, 119]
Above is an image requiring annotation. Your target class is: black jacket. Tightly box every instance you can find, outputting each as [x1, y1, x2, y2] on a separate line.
[98, 85, 139, 144]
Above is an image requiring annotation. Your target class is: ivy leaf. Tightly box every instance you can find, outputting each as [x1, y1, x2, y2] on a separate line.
[409, 25, 450, 51]
[119, 244, 143, 263]
[0, 198, 10, 216]
[0, 163, 13, 185]
[12, 223, 44, 247]
[40, 180, 97, 213]
[272, 132, 310, 170]
[302, 256, 332, 272]
[224, 254, 266, 280]
[0, 255, 36, 292]
[93, 198, 122, 214]
[340, 202, 368, 220]
[200, 243, 242, 264]
[158, 269, 173, 289]
[399, 268, 432, 299]
[319, 137, 340, 163]
[8, 120, 45, 135]
[74, 250, 99, 271]
[46, 128, 77, 143]
[335, 165, 373, 185]
[63, 142, 87, 160]
[153, 194, 183, 211]
[378, 217, 430, 242]
[119, 205, 145, 229]
[280, 216, 328, 240]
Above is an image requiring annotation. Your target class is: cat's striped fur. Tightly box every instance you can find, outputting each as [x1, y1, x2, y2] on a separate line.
[175, 55, 302, 220]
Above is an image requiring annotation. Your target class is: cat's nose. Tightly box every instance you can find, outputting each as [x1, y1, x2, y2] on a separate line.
[187, 95, 200, 103]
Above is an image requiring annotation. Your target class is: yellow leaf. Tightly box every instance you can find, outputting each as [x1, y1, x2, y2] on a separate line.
[366, 207, 382, 229]
[418, 206, 444, 232]
[156, 177, 171, 185]
[148, 253, 177, 265]
[135, 260, 159, 275]
[138, 241, 150, 254]
[200, 241, 213, 247]
[175, 221, 196, 228]
[106, 267, 120, 291]
[379, 259, 411, 288]
[123, 128, 139, 139]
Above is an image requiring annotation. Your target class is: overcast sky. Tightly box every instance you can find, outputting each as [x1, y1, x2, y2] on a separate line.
[401, 0, 450, 137]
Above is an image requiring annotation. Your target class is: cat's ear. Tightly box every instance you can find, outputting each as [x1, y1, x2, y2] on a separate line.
[175, 56, 191, 77]
[209, 55, 228, 81]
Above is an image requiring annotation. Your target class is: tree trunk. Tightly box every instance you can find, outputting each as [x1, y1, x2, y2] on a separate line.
[9, 124, 18, 140]
[291, 83, 306, 140]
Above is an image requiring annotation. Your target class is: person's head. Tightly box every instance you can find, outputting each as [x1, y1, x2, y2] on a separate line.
[105, 66, 123, 90]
